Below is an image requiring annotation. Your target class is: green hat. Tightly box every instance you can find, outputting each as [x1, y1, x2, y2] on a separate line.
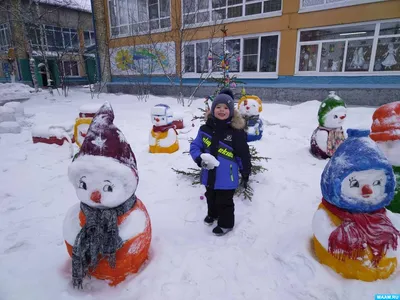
[318, 91, 346, 126]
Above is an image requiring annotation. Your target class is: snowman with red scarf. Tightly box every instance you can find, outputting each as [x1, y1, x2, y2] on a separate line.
[312, 129, 400, 281]
[149, 104, 179, 154]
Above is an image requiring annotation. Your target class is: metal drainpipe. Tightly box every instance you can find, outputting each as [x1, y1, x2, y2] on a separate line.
[89, 0, 102, 83]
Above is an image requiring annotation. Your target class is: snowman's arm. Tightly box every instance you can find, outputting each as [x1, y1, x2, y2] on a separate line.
[158, 128, 177, 147]
[315, 130, 328, 153]
[118, 209, 147, 241]
[63, 203, 82, 245]
[149, 131, 156, 146]
[312, 208, 336, 250]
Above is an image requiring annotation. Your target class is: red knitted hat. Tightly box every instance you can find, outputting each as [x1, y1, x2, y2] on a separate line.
[370, 101, 400, 142]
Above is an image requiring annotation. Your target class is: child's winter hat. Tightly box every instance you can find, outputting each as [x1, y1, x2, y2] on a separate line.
[318, 91, 346, 126]
[320, 129, 395, 213]
[68, 102, 139, 187]
[211, 89, 235, 118]
[370, 101, 400, 142]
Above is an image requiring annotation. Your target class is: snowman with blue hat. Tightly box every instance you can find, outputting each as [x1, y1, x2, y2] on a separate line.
[312, 129, 400, 281]
[310, 91, 347, 159]
[149, 104, 179, 154]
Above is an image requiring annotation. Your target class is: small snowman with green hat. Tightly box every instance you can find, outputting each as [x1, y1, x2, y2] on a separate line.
[310, 91, 347, 159]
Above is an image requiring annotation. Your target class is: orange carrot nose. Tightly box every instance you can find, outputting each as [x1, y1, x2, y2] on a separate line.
[155, 118, 160, 122]
[362, 185, 373, 195]
[340, 115, 346, 120]
[90, 191, 102, 203]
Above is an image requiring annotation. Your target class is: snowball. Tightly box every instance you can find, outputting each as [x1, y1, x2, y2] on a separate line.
[4, 102, 24, 116]
[0, 121, 22, 134]
[0, 106, 16, 122]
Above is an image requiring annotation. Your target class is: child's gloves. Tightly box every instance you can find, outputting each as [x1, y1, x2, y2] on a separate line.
[240, 174, 249, 189]
[200, 153, 220, 170]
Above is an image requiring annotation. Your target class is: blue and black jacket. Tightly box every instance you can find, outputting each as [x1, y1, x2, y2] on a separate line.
[190, 110, 252, 190]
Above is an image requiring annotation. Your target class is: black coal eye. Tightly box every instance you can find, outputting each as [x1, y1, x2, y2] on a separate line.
[334, 115, 338, 119]
[373, 180, 381, 186]
[350, 179, 359, 188]
[79, 181, 87, 190]
[103, 184, 113, 192]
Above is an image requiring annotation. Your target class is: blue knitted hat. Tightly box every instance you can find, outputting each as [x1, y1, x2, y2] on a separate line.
[211, 92, 235, 118]
[320, 129, 395, 213]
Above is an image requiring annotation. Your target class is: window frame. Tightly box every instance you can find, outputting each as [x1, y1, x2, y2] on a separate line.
[84, 30, 96, 47]
[0, 23, 10, 52]
[182, 31, 280, 79]
[299, 0, 384, 14]
[62, 60, 80, 77]
[108, 0, 172, 39]
[295, 19, 400, 76]
[181, 0, 282, 29]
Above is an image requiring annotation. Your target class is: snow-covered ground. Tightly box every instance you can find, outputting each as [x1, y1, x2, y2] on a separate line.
[0, 87, 398, 300]
[0, 83, 36, 105]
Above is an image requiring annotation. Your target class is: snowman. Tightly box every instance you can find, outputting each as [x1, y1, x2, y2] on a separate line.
[313, 129, 400, 281]
[63, 102, 152, 288]
[370, 101, 400, 213]
[237, 95, 263, 142]
[310, 91, 347, 159]
[73, 104, 102, 148]
[149, 104, 179, 154]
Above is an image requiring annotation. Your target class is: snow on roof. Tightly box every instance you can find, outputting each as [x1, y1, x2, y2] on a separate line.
[38, 0, 92, 13]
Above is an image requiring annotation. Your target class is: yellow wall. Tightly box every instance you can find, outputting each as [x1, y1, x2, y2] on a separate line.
[106, 0, 400, 76]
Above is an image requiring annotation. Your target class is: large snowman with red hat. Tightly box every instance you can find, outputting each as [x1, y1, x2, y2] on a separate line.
[370, 101, 400, 213]
[63, 102, 152, 288]
[310, 91, 347, 159]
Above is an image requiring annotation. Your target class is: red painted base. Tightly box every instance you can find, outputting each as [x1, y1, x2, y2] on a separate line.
[32, 135, 75, 146]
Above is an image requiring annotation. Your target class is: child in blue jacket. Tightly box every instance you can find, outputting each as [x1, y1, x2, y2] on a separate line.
[190, 89, 251, 236]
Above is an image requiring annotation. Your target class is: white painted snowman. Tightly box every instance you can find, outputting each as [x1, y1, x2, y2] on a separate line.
[313, 129, 400, 281]
[237, 95, 263, 142]
[149, 104, 179, 154]
[63, 102, 151, 288]
[370, 101, 400, 214]
[310, 91, 347, 159]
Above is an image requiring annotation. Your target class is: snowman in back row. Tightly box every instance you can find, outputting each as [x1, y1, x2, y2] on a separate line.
[313, 129, 400, 281]
[237, 94, 263, 142]
[310, 91, 347, 159]
[149, 104, 179, 154]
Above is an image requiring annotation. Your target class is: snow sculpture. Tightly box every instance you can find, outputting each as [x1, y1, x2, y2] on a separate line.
[312, 129, 400, 281]
[4, 101, 24, 117]
[310, 91, 347, 159]
[63, 102, 152, 288]
[237, 95, 263, 142]
[149, 104, 179, 154]
[73, 103, 102, 148]
[32, 123, 74, 146]
[370, 101, 400, 213]
[0, 106, 16, 123]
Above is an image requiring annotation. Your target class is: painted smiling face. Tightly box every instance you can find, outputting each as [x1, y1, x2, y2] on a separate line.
[323, 106, 347, 128]
[69, 156, 138, 208]
[341, 169, 387, 206]
[238, 99, 261, 117]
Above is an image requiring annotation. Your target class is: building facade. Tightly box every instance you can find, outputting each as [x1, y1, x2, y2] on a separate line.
[0, 0, 97, 87]
[98, 0, 400, 104]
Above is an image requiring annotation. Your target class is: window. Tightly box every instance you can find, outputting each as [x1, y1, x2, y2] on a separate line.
[300, 0, 383, 12]
[183, 0, 281, 26]
[84, 31, 96, 47]
[63, 61, 79, 76]
[0, 23, 10, 52]
[29, 25, 80, 51]
[296, 20, 400, 74]
[183, 33, 279, 76]
[108, 0, 171, 38]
